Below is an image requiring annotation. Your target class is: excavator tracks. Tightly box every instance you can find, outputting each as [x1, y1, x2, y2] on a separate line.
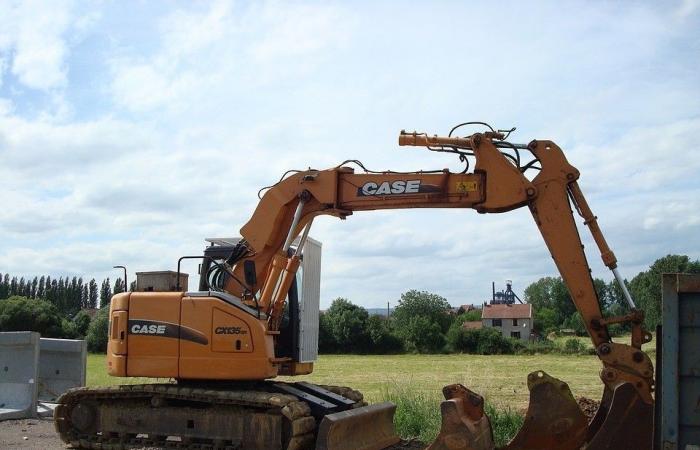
[54, 383, 365, 450]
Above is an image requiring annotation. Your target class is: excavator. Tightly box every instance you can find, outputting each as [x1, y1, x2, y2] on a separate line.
[54, 122, 655, 450]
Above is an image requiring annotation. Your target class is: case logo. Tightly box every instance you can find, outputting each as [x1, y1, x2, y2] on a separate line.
[131, 323, 166, 335]
[359, 180, 421, 196]
[127, 319, 209, 345]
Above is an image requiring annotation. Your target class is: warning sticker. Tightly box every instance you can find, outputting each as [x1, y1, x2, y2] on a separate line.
[456, 181, 477, 193]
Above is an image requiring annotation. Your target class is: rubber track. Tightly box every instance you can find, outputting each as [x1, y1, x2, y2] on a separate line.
[54, 383, 363, 450]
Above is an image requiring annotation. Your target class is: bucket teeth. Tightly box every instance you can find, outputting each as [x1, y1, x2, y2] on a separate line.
[427, 384, 495, 450]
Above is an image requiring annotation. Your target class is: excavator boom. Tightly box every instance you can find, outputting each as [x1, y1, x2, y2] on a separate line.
[220, 126, 654, 449]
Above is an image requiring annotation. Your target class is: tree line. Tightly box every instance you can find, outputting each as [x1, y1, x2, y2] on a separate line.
[319, 253, 698, 354]
[0, 274, 128, 351]
[0, 253, 696, 355]
[526, 254, 700, 335]
[0, 273, 127, 317]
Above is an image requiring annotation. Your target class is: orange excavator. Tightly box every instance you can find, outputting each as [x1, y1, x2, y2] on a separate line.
[55, 123, 654, 450]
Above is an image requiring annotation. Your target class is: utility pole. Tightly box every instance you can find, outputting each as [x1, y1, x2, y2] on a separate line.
[387, 301, 390, 318]
[113, 266, 128, 292]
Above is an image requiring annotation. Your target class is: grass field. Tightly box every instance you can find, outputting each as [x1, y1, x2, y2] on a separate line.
[87, 352, 609, 444]
[88, 350, 640, 444]
[88, 352, 608, 410]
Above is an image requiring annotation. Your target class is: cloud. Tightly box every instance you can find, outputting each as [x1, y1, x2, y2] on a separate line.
[108, 1, 351, 113]
[0, 0, 75, 91]
[0, 0, 698, 310]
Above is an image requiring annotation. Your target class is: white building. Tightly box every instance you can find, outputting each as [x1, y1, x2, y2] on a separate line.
[481, 303, 533, 341]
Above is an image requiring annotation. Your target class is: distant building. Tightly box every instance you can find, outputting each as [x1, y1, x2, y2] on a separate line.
[453, 304, 479, 315]
[481, 303, 532, 341]
[462, 321, 482, 330]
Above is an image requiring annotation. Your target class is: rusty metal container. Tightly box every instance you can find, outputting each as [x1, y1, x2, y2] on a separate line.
[135, 271, 188, 292]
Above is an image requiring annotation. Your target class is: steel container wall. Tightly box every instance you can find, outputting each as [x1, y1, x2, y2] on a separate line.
[660, 273, 700, 449]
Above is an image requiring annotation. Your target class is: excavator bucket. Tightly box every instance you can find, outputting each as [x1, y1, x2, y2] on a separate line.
[502, 371, 587, 450]
[584, 382, 653, 450]
[315, 402, 400, 450]
[427, 384, 495, 450]
[429, 371, 654, 450]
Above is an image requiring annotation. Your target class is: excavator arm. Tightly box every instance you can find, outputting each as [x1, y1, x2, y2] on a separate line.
[221, 126, 654, 449]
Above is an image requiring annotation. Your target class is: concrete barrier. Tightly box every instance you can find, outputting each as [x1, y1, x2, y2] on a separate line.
[38, 338, 87, 402]
[0, 332, 40, 420]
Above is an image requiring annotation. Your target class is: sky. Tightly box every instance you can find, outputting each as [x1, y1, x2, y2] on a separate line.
[1, 0, 699, 309]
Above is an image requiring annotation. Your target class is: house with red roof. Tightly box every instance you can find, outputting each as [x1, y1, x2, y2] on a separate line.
[481, 303, 532, 341]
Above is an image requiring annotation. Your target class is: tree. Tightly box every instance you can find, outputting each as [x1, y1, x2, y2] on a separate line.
[324, 298, 370, 352]
[88, 279, 98, 309]
[562, 311, 586, 335]
[393, 290, 452, 333]
[318, 312, 337, 353]
[37, 275, 45, 299]
[72, 310, 93, 337]
[392, 290, 452, 353]
[458, 309, 482, 322]
[99, 278, 112, 308]
[629, 254, 700, 328]
[113, 278, 124, 295]
[0, 273, 8, 299]
[86, 308, 109, 353]
[524, 276, 607, 331]
[365, 315, 403, 353]
[533, 307, 558, 334]
[0, 296, 67, 337]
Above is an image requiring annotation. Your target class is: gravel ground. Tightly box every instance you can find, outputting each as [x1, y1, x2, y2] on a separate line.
[0, 418, 425, 449]
[0, 418, 64, 449]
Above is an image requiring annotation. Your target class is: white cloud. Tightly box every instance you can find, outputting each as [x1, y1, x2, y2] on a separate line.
[108, 1, 352, 113]
[0, 0, 74, 91]
[0, 0, 698, 310]
[676, 0, 700, 19]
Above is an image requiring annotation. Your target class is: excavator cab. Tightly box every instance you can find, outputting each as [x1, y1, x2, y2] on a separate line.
[199, 237, 322, 364]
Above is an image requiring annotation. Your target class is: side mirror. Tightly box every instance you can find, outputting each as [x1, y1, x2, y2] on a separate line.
[243, 260, 257, 287]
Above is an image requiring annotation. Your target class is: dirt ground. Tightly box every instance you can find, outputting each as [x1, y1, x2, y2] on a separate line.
[0, 418, 424, 449]
[0, 418, 64, 449]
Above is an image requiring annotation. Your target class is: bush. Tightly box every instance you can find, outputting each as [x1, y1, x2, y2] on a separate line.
[562, 338, 586, 355]
[516, 340, 559, 355]
[324, 298, 371, 353]
[380, 383, 524, 446]
[366, 315, 403, 354]
[318, 312, 337, 353]
[86, 308, 109, 353]
[392, 290, 452, 353]
[448, 327, 519, 355]
[72, 310, 92, 337]
[398, 316, 445, 353]
[0, 296, 68, 337]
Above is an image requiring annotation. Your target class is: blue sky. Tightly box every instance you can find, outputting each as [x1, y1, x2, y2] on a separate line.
[1, 0, 699, 308]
